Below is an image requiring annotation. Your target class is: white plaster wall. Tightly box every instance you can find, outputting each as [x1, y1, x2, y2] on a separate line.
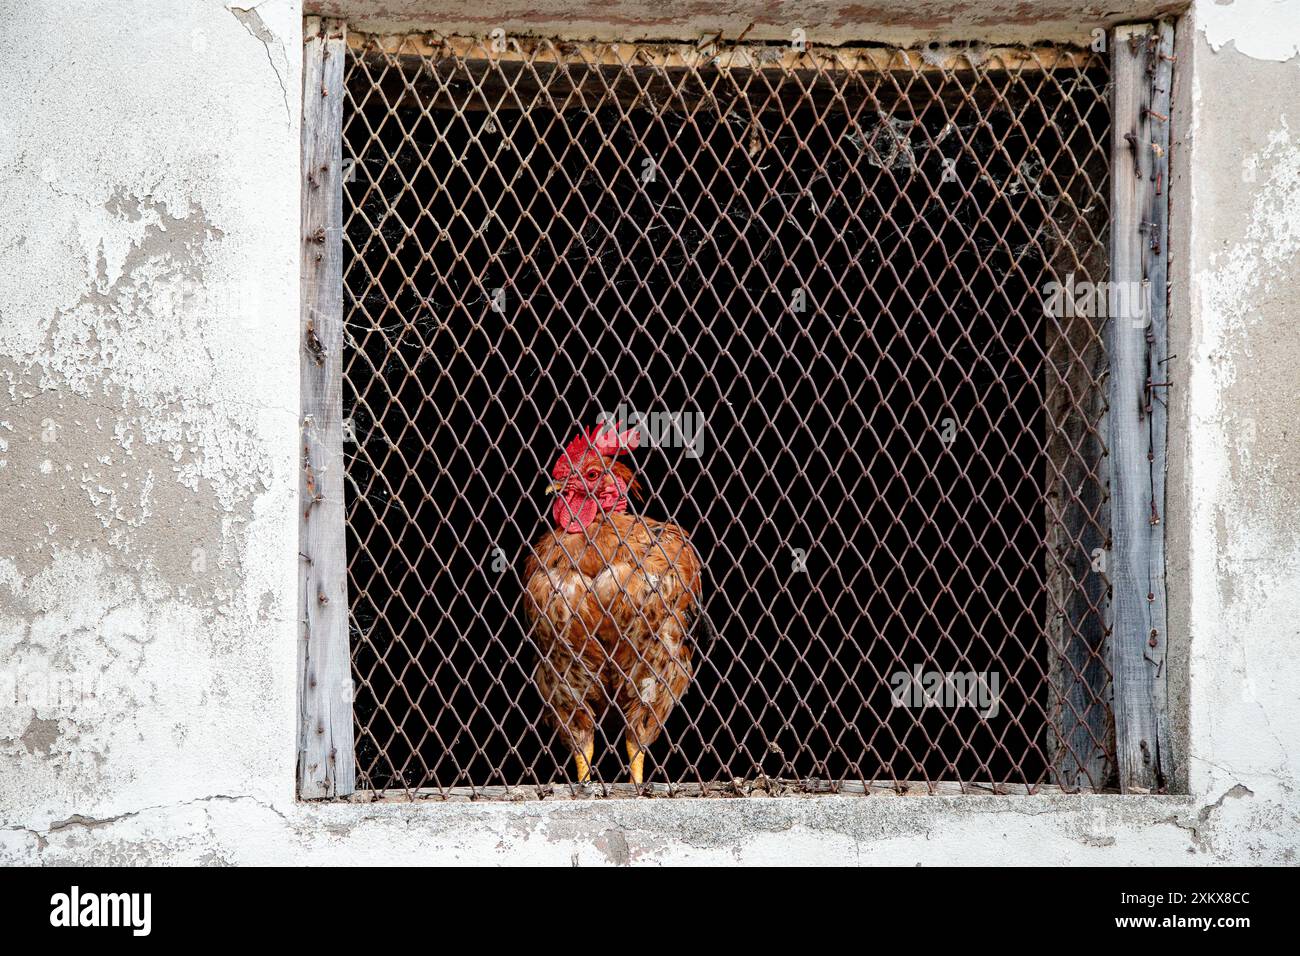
[1168, 0, 1300, 848]
[0, 0, 304, 854]
[0, 0, 1296, 865]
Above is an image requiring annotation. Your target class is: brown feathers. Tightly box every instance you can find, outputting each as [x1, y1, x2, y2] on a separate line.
[522, 511, 701, 768]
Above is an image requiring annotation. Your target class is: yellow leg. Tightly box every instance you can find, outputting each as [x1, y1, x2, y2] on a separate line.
[574, 739, 594, 783]
[626, 737, 645, 785]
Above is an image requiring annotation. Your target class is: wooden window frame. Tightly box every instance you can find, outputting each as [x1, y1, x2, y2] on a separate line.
[295, 16, 1175, 799]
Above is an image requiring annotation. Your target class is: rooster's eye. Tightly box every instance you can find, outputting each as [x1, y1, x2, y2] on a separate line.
[585, 468, 599, 480]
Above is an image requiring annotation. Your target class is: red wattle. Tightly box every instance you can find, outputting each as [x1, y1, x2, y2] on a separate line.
[554, 493, 599, 533]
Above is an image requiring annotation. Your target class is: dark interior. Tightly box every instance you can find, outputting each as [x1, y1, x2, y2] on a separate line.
[341, 47, 1111, 792]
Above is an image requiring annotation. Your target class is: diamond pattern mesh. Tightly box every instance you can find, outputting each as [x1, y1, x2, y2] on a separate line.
[340, 35, 1114, 797]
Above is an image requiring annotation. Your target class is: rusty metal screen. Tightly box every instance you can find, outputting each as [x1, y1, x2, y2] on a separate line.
[340, 34, 1114, 797]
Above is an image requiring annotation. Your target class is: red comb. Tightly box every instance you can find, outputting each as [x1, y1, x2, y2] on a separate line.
[557, 421, 640, 469]
[591, 421, 640, 455]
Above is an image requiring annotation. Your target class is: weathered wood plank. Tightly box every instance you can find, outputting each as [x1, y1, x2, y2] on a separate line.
[298, 16, 354, 799]
[1044, 143, 1112, 792]
[345, 36, 1103, 115]
[1106, 21, 1174, 793]
[346, 32, 1098, 72]
[349, 778, 1076, 803]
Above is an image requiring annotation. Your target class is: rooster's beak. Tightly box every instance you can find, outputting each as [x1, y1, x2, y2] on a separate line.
[544, 481, 564, 495]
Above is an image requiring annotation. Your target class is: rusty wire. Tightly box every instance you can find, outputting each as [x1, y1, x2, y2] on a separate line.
[339, 33, 1115, 799]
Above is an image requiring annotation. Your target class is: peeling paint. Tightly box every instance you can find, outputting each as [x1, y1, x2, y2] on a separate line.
[1169, 3, 1300, 850]
[0, 0, 301, 842]
[19, 714, 61, 755]
[1200, 0, 1300, 61]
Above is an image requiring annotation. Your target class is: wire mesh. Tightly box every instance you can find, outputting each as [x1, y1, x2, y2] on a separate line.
[340, 34, 1115, 798]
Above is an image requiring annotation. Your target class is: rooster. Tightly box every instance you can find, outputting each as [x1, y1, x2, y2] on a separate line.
[522, 422, 701, 785]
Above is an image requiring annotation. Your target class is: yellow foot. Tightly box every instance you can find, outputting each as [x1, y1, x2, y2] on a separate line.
[625, 738, 645, 785]
[574, 740, 594, 783]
